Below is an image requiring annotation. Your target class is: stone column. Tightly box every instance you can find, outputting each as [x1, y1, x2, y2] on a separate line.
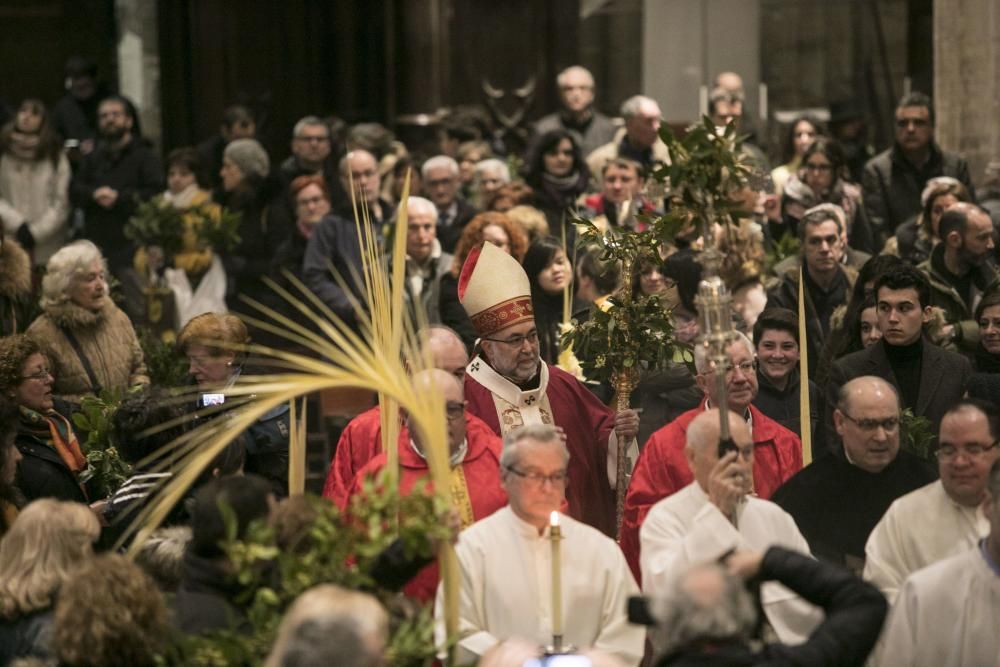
[115, 0, 161, 152]
[934, 0, 1000, 189]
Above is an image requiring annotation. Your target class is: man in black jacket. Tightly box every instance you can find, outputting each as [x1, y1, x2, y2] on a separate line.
[69, 95, 162, 273]
[827, 265, 972, 448]
[651, 546, 887, 666]
[862, 92, 976, 248]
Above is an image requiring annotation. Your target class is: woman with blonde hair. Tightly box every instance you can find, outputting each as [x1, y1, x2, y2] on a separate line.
[25, 240, 148, 403]
[177, 312, 290, 495]
[0, 499, 100, 664]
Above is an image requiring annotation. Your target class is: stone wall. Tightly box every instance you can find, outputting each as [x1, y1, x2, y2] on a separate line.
[934, 0, 1000, 190]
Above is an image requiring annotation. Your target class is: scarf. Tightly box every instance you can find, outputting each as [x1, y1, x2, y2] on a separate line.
[540, 170, 588, 209]
[975, 342, 1000, 374]
[7, 131, 40, 161]
[19, 406, 87, 473]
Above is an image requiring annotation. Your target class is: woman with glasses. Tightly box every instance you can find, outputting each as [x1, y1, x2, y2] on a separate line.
[0, 99, 71, 271]
[780, 138, 874, 253]
[0, 335, 87, 503]
[523, 129, 591, 248]
[25, 240, 148, 405]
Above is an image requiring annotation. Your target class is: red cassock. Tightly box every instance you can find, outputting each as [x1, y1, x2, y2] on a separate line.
[619, 401, 802, 584]
[464, 361, 618, 538]
[322, 406, 385, 509]
[346, 412, 508, 603]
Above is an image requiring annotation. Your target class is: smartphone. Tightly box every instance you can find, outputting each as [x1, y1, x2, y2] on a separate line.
[718, 437, 739, 458]
[201, 393, 226, 407]
[524, 656, 592, 667]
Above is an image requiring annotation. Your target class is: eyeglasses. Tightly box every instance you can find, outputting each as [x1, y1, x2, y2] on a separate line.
[445, 401, 466, 422]
[21, 368, 53, 382]
[505, 466, 568, 488]
[935, 442, 998, 461]
[484, 330, 539, 348]
[297, 196, 327, 207]
[841, 413, 900, 432]
[699, 359, 758, 378]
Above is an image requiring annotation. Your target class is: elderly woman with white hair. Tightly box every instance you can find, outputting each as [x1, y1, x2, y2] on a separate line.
[25, 240, 148, 404]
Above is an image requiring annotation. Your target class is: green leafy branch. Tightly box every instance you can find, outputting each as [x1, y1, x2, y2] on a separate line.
[125, 196, 242, 258]
[72, 388, 133, 499]
[163, 472, 455, 666]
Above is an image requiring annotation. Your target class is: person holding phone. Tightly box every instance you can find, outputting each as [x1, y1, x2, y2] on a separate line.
[177, 313, 290, 496]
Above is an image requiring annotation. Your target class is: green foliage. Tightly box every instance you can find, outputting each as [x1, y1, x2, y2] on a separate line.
[163, 473, 456, 666]
[765, 234, 801, 274]
[562, 219, 677, 386]
[125, 196, 242, 257]
[139, 328, 188, 388]
[193, 202, 242, 255]
[649, 117, 752, 245]
[900, 408, 934, 461]
[125, 198, 187, 256]
[72, 388, 133, 498]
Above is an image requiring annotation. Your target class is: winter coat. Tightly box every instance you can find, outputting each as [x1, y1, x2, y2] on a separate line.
[0, 609, 54, 665]
[0, 239, 34, 337]
[26, 299, 149, 404]
[14, 400, 88, 504]
[0, 152, 71, 267]
[918, 243, 1000, 352]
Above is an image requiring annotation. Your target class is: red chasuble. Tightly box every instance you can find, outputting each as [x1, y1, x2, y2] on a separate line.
[322, 406, 385, 509]
[346, 413, 507, 603]
[463, 355, 618, 537]
[620, 401, 803, 584]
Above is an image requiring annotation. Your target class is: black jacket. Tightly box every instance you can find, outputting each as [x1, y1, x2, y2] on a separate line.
[173, 551, 249, 636]
[14, 401, 87, 504]
[657, 546, 887, 667]
[436, 198, 479, 255]
[862, 142, 976, 246]
[827, 338, 972, 450]
[752, 368, 823, 445]
[0, 609, 54, 665]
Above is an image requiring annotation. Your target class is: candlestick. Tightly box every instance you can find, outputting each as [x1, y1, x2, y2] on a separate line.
[550, 511, 563, 650]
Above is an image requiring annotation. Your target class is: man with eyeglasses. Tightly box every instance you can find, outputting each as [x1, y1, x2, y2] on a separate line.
[459, 242, 639, 538]
[345, 369, 506, 604]
[771, 376, 935, 571]
[640, 409, 820, 645]
[302, 149, 395, 327]
[621, 332, 801, 580]
[531, 66, 617, 159]
[323, 326, 470, 508]
[864, 398, 1000, 604]
[436, 423, 644, 665]
[766, 205, 857, 381]
[828, 265, 972, 450]
[276, 116, 337, 223]
[862, 91, 976, 247]
[422, 155, 479, 254]
[873, 457, 1000, 666]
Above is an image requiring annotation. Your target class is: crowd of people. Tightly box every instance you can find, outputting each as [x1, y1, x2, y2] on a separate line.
[1, 54, 1000, 666]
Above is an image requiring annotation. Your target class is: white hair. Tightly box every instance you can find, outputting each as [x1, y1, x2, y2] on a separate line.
[292, 116, 329, 139]
[40, 240, 108, 309]
[405, 196, 437, 219]
[693, 331, 755, 375]
[500, 424, 569, 471]
[421, 155, 459, 179]
[620, 95, 660, 119]
[475, 158, 511, 183]
[338, 149, 376, 177]
[556, 65, 595, 89]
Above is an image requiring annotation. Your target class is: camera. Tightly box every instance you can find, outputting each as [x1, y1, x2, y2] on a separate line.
[201, 392, 226, 407]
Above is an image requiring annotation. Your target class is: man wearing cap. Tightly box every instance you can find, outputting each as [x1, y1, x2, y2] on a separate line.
[458, 242, 639, 537]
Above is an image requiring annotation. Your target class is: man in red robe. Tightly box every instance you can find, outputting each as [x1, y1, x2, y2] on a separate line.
[457, 242, 639, 538]
[346, 369, 507, 603]
[620, 332, 802, 582]
[322, 326, 469, 507]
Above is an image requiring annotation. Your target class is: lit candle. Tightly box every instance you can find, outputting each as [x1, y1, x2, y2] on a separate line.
[550, 510, 563, 648]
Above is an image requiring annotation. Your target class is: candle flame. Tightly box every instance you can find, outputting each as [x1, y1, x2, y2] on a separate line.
[550, 511, 560, 527]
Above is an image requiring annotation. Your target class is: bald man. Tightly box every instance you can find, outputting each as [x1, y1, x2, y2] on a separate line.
[771, 376, 935, 571]
[322, 326, 471, 506]
[345, 367, 506, 603]
[640, 409, 820, 645]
